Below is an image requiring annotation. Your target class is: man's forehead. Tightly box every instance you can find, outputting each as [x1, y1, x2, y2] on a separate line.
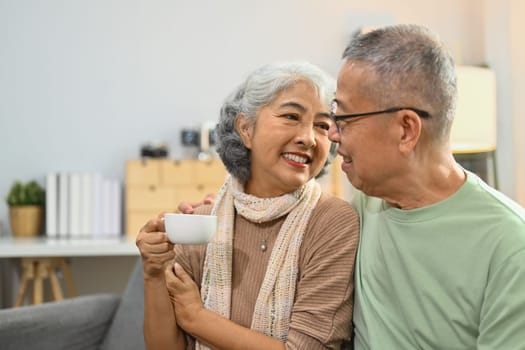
[338, 60, 371, 78]
[336, 62, 373, 98]
[334, 67, 357, 107]
[334, 66, 374, 111]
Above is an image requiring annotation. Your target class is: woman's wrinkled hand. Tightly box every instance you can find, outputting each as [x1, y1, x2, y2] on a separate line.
[165, 263, 203, 333]
[136, 217, 175, 279]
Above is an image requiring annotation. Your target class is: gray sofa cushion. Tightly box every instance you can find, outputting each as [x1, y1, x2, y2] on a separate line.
[99, 258, 145, 350]
[0, 294, 119, 350]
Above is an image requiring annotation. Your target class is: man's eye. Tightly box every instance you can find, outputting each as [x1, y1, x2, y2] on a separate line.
[338, 120, 349, 132]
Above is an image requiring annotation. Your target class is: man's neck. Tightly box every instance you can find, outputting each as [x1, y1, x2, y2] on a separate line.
[382, 153, 466, 210]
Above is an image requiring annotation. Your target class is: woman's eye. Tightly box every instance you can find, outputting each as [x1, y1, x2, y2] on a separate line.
[315, 122, 330, 131]
[282, 114, 299, 121]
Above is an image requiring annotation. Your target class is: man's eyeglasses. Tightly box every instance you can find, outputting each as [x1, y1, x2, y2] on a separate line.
[329, 100, 431, 133]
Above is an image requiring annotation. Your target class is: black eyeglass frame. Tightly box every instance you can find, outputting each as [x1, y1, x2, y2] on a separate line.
[330, 106, 431, 132]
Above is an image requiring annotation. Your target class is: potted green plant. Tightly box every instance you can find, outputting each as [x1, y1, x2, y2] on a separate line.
[6, 180, 45, 237]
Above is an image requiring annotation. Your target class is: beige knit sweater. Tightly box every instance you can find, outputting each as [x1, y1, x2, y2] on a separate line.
[174, 192, 359, 349]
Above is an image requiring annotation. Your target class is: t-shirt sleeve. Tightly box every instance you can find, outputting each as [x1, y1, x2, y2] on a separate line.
[478, 248, 525, 349]
[286, 196, 360, 350]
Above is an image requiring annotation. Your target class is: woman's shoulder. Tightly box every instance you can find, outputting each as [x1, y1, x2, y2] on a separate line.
[304, 191, 359, 239]
[300, 191, 359, 263]
[313, 192, 357, 218]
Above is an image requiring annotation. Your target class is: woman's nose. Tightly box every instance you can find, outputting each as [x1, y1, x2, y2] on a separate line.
[295, 125, 317, 148]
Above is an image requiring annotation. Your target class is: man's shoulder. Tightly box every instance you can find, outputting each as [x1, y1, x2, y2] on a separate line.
[465, 172, 525, 225]
[350, 189, 383, 215]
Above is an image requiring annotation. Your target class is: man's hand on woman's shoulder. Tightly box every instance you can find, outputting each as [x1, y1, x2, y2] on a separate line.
[177, 193, 216, 214]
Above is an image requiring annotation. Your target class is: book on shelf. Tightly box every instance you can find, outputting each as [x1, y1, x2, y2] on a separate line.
[109, 179, 122, 238]
[80, 173, 93, 236]
[57, 172, 69, 237]
[91, 173, 103, 238]
[69, 173, 82, 237]
[45, 173, 58, 237]
[45, 172, 123, 239]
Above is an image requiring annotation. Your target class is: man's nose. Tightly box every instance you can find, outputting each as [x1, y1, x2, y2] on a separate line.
[328, 123, 340, 143]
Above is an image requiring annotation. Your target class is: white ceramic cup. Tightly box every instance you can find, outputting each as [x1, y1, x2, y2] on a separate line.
[163, 213, 217, 244]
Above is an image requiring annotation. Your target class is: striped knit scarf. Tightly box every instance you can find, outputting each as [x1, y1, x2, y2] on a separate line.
[195, 175, 321, 349]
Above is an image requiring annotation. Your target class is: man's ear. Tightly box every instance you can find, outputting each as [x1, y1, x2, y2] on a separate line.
[398, 111, 422, 153]
[235, 113, 253, 149]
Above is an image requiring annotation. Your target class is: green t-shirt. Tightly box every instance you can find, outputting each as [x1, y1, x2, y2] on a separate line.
[352, 171, 525, 350]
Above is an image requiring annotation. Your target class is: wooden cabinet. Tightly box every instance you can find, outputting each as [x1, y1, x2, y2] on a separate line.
[125, 159, 226, 239]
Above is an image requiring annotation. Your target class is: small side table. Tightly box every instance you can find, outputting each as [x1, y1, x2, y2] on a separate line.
[14, 257, 77, 307]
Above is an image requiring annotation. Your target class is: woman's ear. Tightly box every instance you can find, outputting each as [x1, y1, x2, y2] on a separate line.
[235, 113, 254, 149]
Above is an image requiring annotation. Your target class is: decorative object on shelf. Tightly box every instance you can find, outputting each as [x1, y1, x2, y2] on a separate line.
[140, 141, 169, 158]
[181, 128, 200, 147]
[198, 121, 218, 160]
[180, 121, 218, 160]
[6, 180, 45, 237]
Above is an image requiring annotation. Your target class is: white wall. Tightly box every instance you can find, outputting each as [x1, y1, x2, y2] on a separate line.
[483, 0, 525, 205]
[484, 0, 514, 199]
[0, 0, 494, 231]
[510, 0, 525, 205]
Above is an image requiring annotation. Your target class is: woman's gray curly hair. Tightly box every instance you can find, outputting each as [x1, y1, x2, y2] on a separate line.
[215, 62, 337, 184]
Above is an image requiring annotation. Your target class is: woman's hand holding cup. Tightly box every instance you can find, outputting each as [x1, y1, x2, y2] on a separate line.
[136, 217, 175, 280]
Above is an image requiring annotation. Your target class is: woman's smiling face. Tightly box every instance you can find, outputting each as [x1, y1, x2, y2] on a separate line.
[238, 80, 333, 198]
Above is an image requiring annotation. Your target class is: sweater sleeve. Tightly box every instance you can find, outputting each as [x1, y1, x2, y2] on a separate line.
[173, 204, 213, 289]
[172, 205, 212, 350]
[286, 195, 360, 350]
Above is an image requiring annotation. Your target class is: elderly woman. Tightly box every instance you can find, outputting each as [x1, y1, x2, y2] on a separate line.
[136, 62, 359, 350]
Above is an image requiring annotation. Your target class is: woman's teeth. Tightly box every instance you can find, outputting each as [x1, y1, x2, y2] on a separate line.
[283, 153, 309, 164]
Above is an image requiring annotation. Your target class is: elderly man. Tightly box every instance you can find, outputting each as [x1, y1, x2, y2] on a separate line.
[329, 24, 525, 349]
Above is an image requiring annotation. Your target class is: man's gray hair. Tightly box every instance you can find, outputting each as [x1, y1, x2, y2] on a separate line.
[343, 24, 457, 141]
[216, 62, 336, 184]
